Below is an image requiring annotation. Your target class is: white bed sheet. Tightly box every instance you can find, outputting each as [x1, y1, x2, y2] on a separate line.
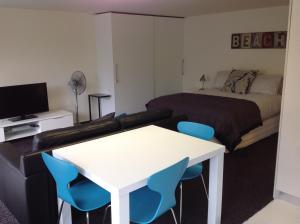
[190, 88, 282, 120]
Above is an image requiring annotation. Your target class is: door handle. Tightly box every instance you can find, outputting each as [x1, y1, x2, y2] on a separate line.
[115, 64, 119, 83]
[181, 59, 184, 76]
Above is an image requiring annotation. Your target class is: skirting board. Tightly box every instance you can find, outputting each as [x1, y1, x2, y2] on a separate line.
[274, 191, 300, 207]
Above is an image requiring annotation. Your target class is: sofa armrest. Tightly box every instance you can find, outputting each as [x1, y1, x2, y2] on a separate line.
[0, 143, 23, 174]
[20, 149, 52, 177]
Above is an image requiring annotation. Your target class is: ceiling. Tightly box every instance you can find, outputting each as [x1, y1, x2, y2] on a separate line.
[0, 0, 289, 17]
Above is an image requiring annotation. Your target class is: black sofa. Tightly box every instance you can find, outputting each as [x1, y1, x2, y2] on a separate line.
[0, 109, 187, 224]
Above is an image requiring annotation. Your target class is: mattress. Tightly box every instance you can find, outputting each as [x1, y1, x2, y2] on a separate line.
[191, 89, 282, 120]
[236, 115, 280, 149]
[190, 89, 281, 151]
[212, 115, 280, 151]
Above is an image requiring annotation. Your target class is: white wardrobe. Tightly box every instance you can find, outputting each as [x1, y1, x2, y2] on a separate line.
[95, 13, 183, 115]
[274, 0, 300, 202]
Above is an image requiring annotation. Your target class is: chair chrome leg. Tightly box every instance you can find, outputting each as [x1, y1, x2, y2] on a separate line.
[57, 201, 65, 224]
[102, 204, 111, 224]
[86, 212, 90, 224]
[171, 208, 178, 224]
[179, 182, 183, 224]
[201, 174, 209, 200]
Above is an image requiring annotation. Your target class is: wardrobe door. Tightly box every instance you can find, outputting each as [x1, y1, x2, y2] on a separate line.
[276, 0, 300, 198]
[95, 13, 116, 115]
[111, 14, 154, 114]
[154, 17, 184, 97]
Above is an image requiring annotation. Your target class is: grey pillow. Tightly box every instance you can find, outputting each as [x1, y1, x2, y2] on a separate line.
[222, 70, 257, 94]
[249, 75, 283, 95]
[214, 71, 231, 89]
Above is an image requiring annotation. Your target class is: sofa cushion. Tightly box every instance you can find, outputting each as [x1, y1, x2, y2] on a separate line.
[118, 109, 173, 129]
[32, 119, 121, 152]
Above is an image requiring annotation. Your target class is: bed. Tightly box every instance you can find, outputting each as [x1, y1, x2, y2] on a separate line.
[191, 89, 281, 150]
[146, 88, 281, 152]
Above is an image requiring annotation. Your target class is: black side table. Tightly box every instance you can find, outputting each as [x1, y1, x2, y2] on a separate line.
[88, 93, 111, 120]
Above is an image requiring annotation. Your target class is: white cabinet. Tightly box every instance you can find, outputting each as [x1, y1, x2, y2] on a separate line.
[112, 14, 155, 114]
[39, 115, 73, 132]
[0, 110, 73, 142]
[275, 0, 300, 200]
[95, 13, 183, 115]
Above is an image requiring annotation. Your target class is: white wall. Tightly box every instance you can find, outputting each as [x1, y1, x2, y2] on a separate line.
[275, 0, 300, 201]
[0, 8, 98, 121]
[183, 6, 289, 90]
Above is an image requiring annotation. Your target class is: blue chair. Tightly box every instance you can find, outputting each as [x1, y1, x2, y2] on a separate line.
[177, 121, 215, 223]
[41, 152, 111, 224]
[129, 157, 189, 224]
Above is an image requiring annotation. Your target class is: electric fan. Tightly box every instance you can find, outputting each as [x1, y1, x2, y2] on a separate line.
[68, 71, 86, 123]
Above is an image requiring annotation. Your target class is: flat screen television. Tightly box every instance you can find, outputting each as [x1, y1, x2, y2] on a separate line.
[0, 83, 49, 121]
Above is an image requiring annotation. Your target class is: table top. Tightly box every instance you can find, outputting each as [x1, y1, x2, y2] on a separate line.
[53, 125, 225, 194]
[88, 93, 111, 98]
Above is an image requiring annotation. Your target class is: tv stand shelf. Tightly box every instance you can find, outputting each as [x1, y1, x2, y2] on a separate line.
[0, 110, 73, 142]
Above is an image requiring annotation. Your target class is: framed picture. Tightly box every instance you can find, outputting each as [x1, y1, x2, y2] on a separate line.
[231, 31, 287, 49]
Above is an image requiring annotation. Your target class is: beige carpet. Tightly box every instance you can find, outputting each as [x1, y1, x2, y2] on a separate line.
[244, 199, 300, 224]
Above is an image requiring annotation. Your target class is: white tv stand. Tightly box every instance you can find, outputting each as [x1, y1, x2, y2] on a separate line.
[0, 110, 73, 142]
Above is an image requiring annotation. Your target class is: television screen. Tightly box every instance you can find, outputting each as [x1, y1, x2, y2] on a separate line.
[0, 83, 49, 119]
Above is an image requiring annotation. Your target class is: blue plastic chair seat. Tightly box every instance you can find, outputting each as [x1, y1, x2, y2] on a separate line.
[129, 157, 189, 224]
[181, 163, 203, 181]
[41, 152, 111, 217]
[130, 186, 161, 224]
[177, 121, 214, 182]
[70, 180, 110, 212]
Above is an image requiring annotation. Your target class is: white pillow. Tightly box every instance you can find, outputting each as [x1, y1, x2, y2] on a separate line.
[214, 71, 231, 89]
[249, 75, 283, 95]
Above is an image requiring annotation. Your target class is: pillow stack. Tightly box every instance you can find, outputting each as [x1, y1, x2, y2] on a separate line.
[213, 70, 283, 95]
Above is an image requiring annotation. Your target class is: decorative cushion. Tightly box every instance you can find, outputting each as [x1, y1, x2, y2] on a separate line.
[249, 75, 283, 95]
[93, 112, 115, 122]
[115, 113, 127, 120]
[213, 71, 231, 89]
[102, 112, 115, 119]
[222, 70, 257, 94]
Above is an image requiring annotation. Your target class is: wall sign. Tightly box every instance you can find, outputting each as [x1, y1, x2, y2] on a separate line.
[231, 31, 287, 49]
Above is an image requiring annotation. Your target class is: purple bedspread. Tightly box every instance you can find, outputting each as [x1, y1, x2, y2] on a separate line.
[146, 93, 262, 151]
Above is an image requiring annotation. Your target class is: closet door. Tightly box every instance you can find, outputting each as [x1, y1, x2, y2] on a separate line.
[276, 0, 300, 198]
[154, 17, 184, 97]
[111, 14, 154, 114]
[95, 13, 116, 115]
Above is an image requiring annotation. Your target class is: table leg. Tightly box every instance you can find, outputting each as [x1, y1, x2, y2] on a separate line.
[58, 198, 72, 224]
[88, 96, 92, 121]
[208, 152, 224, 224]
[111, 192, 130, 224]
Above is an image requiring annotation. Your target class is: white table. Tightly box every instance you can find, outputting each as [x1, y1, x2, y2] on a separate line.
[53, 125, 225, 224]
